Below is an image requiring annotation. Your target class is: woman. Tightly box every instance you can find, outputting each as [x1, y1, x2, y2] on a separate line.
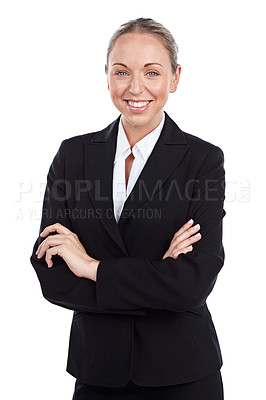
[31, 18, 225, 400]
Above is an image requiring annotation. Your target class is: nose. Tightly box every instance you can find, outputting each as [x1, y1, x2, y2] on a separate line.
[129, 73, 144, 95]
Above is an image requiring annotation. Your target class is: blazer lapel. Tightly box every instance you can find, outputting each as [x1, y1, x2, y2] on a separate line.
[118, 112, 190, 225]
[84, 112, 190, 255]
[84, 116, 129, 255]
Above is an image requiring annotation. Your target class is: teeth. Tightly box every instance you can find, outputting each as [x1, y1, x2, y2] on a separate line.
[128, 101, 150, 108]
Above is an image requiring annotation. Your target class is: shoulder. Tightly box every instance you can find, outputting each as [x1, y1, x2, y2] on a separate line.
[60, 116, 119, 149]
[51, 132, 97, 165]
[56, 121, 113, 156]
[165, 112, 224, 161]
[182, 131, 225, 178]
[50, 118, 119, 172]
[65, 131, 99, 146]
[184, 130, 224, 161]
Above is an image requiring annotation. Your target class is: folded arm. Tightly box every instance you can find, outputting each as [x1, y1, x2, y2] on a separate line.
[30, 139, 146, 316]
[31, 140, 225, 315]
[95, 146, 226, 313]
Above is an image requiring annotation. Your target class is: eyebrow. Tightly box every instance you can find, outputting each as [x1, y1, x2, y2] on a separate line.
[112, 62, 163, 68]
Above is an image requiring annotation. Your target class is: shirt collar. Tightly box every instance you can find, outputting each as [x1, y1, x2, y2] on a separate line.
[114, 111, 165, 164]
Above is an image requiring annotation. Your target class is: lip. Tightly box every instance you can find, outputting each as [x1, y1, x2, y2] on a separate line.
[125, 99, 152, 102]
[124, 99, 152, 113]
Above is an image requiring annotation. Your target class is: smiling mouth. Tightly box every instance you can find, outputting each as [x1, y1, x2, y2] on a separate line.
[124, 100, 152, 108]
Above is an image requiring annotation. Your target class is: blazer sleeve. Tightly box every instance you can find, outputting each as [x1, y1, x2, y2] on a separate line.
[95, 145, 226, 313]
[30, 139, 146, 316]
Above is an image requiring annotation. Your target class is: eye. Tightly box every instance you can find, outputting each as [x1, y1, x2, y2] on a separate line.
[115, 71, 128, 76]
[147, 71, 159, 77]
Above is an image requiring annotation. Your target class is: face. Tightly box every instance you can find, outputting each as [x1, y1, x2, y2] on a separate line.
[106, 32, 181, 134]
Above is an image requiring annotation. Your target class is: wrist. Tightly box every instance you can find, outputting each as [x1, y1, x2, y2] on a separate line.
[83, 258, 100, 281]
[90, 259, 100, 281]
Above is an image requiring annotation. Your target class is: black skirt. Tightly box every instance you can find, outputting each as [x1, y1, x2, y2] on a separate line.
[72, 369, 224, 400]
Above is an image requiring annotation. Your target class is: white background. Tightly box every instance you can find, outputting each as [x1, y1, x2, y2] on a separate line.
[1, 0, 265, 398]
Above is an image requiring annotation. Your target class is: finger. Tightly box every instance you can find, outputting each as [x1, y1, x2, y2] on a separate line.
[36, 235, 69, 259]
[173, 219, 194, 239]
[45, 245, 62, 268]
[36, 233, 65, 256]
[40, 223, 71, 238]
[172, 245, 193, 259]
[168, 224, 200, 255]
[172, 223, 200, 246]
[176, 232, 202, 251]
[186, 245, 193, 252]
[36, 235, 59, 257]
[163, 241, 194, 260]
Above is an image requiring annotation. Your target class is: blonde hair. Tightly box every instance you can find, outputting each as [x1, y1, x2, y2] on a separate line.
[105, 17, 179, 74]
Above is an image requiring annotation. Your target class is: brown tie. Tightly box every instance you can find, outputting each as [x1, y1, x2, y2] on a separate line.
[125, 147, 135, 189]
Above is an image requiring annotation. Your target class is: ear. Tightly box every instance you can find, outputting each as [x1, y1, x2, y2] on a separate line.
[169, 65, 181, 93]
[107, 75, 110, 91]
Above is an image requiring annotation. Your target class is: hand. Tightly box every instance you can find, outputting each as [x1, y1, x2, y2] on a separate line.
[35, 223, 99, 280]
[162, 219, 201, 260]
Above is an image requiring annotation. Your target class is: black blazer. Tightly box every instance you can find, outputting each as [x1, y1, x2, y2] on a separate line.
[30, 112, 226, 388]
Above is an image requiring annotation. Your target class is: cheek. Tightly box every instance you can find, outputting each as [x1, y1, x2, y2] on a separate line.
[147, 80, 170, 99]
[109, 79, 128, 97]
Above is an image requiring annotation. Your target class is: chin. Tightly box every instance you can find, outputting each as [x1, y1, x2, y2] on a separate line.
[122, 114, 152, 127]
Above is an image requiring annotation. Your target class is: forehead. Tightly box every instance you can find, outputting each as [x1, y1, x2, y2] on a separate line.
[109, 32, 170, 65]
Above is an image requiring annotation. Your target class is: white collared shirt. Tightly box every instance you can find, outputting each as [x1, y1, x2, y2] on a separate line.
[113, 112, 165, 223]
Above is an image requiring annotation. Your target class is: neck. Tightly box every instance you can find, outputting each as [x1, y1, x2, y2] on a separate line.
[121, 111, 163, 147]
